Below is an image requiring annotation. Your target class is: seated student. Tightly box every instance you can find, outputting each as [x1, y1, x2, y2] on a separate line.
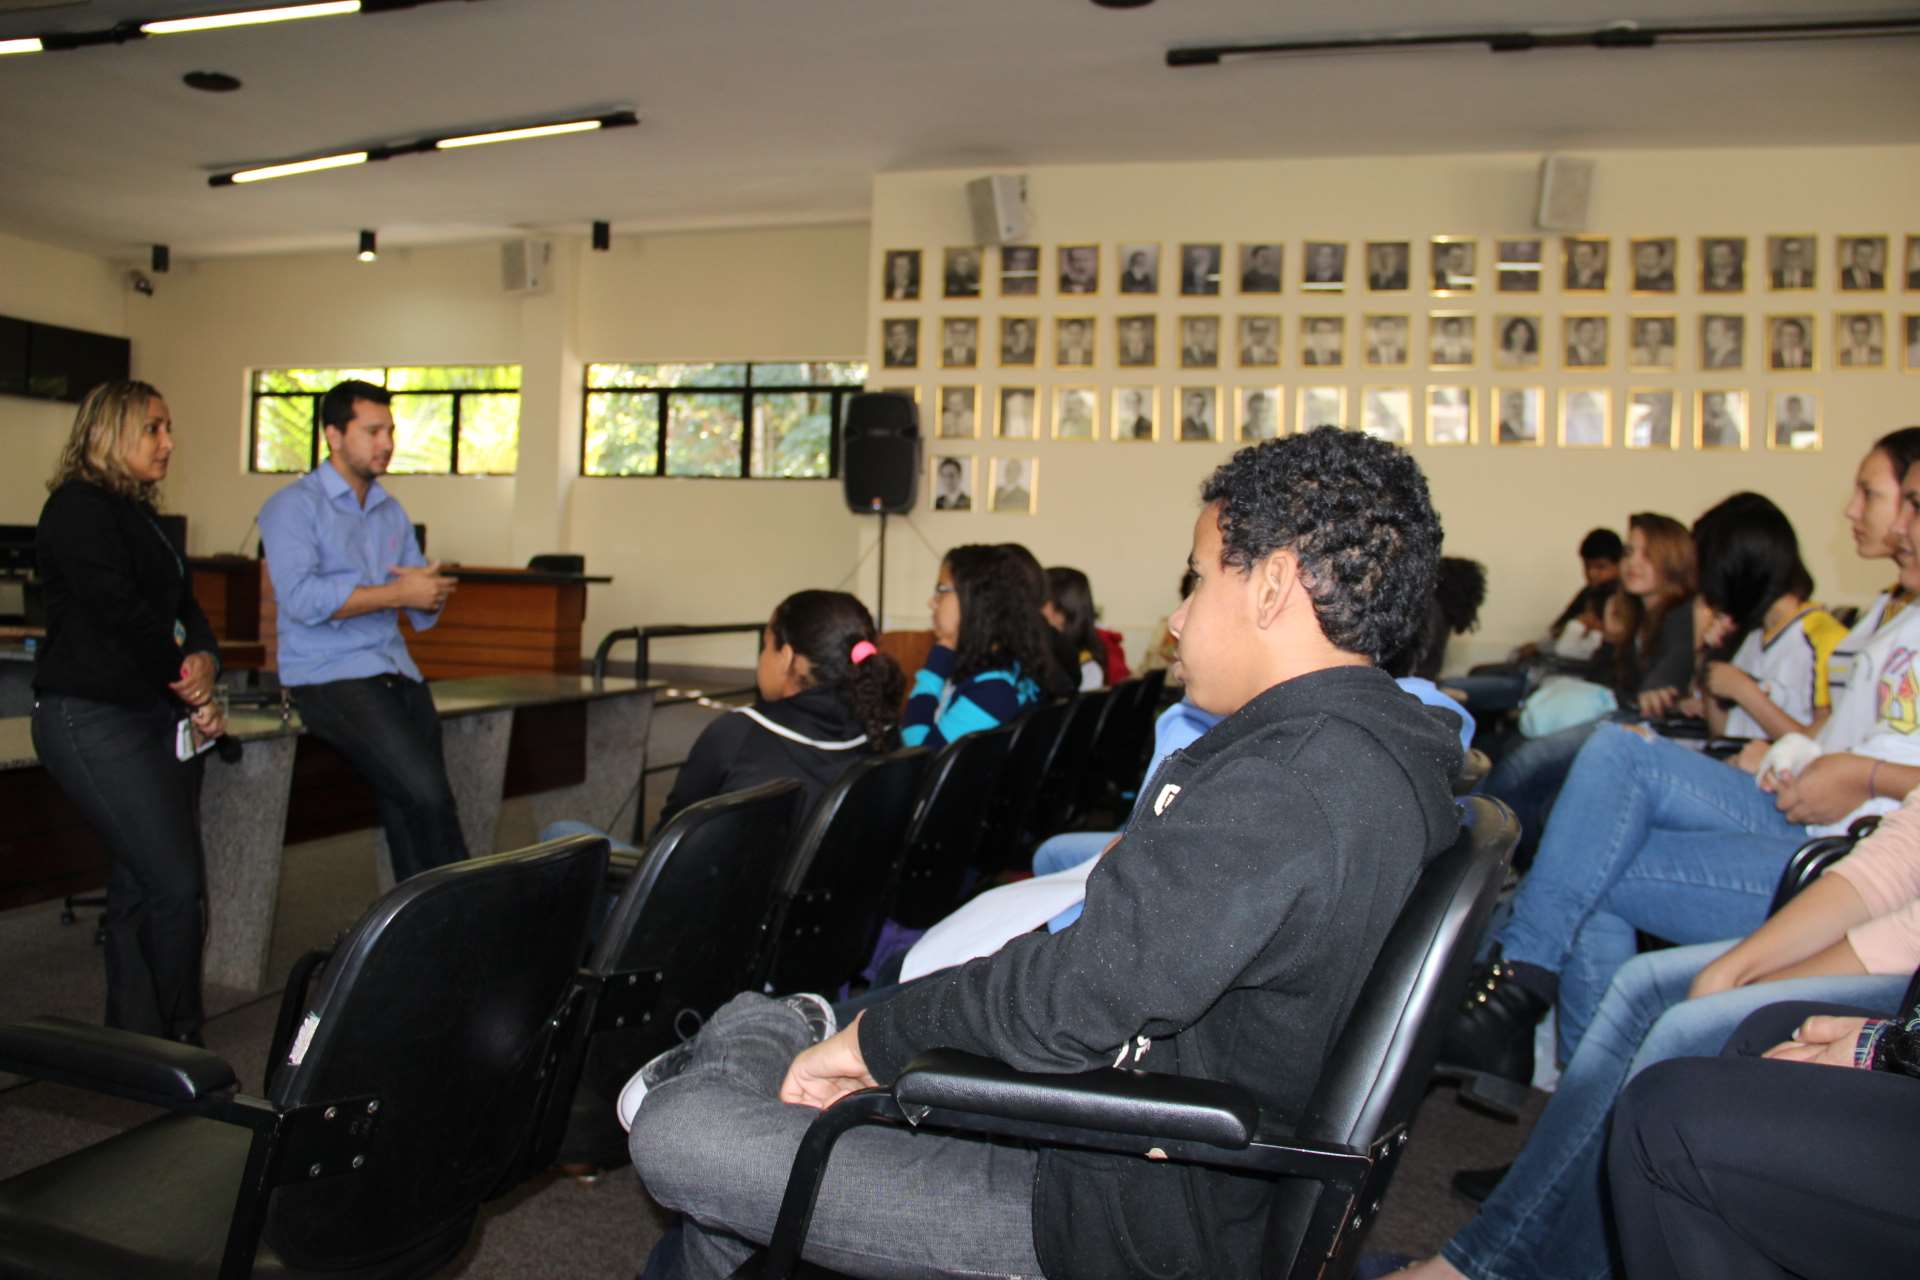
[1609, 983, 1920, 1280]
[1042, 566, 1127, 690]
[1447, 453, 1920, 1085]
[626, 427, 1462, 1280]
[1450, 529, 1621, 715]
[997, 541, 1078, 697]
[901, 544, 1052, 748]
[1401, 783, 1920, 1280]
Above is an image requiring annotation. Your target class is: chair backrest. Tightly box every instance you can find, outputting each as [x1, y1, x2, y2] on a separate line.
[889, 723, 1016, 928]
[1026, 688, 1111, 840]
[1263, 796, 1517, 1278]
[975, 698, 1071, 874]
[261, 834, 608, 1270]
[760, 748, 928, 993]
[1769, 813, 1880, 914]
[1454, 747, 1491, 796]
[527, 552, 585, 574]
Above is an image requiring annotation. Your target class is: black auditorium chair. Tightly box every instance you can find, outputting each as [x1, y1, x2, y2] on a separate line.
[1770, 813, 1881, 914]
[1075, 675, 1147, 822]
[757, 750, 928, 996]
[1455, 747, 1492, 796]
[736, 796, 1519, 1280]
[1023, 688, 1111, 845]
[536, 780, 805, 1173]
[887, 723, 1015, 930]
[0, 834, 608, 1280]
[973, 698, 1070, 876]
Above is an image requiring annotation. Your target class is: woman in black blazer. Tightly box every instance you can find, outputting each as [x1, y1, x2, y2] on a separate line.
[31, 380, 224, 1043]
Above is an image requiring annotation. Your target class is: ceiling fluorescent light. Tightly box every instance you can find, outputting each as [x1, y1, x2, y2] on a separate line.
[436, 119, 603, 149]
[142, 1, 360, 35]
[222, 150, 368, 184]
[0, 35, 43, 53]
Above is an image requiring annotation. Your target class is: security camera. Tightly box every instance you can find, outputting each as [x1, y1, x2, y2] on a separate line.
[129, 271, 154, 296]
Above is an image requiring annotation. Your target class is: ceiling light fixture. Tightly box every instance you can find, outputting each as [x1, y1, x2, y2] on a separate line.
[1167, 14, 1920, 66]
[0, 0, 470, 56]
[357, 229, 377, 262]
[210, 109, 637, 186]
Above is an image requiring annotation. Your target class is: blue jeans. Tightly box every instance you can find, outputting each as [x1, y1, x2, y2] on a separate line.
[1444, 940, 1906, 1280]
[1449, 669, 1530, 716]
[631, 993, 1043, 1279]
[1496, 724, 1805, 1059]
[1483, 720, 1602, 861]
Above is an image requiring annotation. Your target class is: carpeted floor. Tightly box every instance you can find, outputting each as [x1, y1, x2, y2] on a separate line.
[0, 686, 1544, 1274]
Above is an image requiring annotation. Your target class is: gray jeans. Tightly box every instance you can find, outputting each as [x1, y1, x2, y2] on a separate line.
[630, 993, 1045, 1279]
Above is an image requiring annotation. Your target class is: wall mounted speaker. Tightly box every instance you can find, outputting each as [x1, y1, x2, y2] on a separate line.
[1534, 156, 1594, 232]
[842, 392, 920, 514]
[501, 238, 554, 294]
[967, 174, 1032, 246]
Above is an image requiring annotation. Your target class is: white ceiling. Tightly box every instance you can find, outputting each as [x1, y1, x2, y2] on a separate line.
[1, 0, 1916, 261]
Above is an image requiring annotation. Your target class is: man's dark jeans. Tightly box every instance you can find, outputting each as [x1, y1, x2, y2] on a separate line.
[292, 674, 468, 880]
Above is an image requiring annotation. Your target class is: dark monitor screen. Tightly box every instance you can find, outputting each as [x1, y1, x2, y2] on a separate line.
[26, 322, 131, 404]
[0, 317, 26, 398]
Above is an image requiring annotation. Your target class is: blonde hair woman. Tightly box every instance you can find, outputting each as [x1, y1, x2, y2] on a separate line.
[31, 380, 223, 1043]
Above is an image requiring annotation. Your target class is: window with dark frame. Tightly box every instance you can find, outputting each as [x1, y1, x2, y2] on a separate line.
[582, 361, 866, 479]
[248, 365, 523, 475]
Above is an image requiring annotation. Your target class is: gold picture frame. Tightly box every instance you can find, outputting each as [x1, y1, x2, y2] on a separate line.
[998, 315, 1039, 368]
[1364, 240, 1412, 292]
[1425, 385, 1475, 446]
[1299, 315, 1346, 370]
[1699, 236, 1748, 293]
[1492, 386, 1545, 447]
[1562, 314, 1611, 370]
[1238, 243, 1284, 294]
[1765, 313, 1818, 372]
[1628, 237, 1677, 294]
[1111, 387, 1159, 442]
[1053, 315, 1097, 369]
[1179, 314, 1222, 369]
[941, 246, 984, 300]
[1625, 388, 1680, 451]
[1627, 314, 1678, 372]
[1834, 312, 1887, 370]
[1056, 244, 1101, 296]
[1363, 314, 1411, 368]
[1766, 234, 1818, 291]
[1173, 385, 1221, 442]
[928, 454, 976, 512]
[1700, 313, 1746, 370]
[1237, 386, 1284, 441]
[1767, 390, 1822, 452]
[1237, 314, 1283, 368]
[999, 245, 1040, 297]
[988, 456, 1038, 515]
[880, 248, 922, 302]
[1837, 234, 1890, 292]
[995, 386, 1041, 441]
[1115, 314, 1158, 369]
[1492, 314, 1543, 370]
[933, 385, 979, 441]
[1301, 240, 1347, 293]
[1562, 236, 1611, 293]
[1177, 243, 1224, 297]
[1695, 389, 1749, 451]
[1117, 243, 1162, 296]
[1297, 385, 1347, 433]
[1558, 389, 1611, 449]
[879, 317, 920, 369]
[1052, 386, 1100, 442]
[938, 316, 979, 369]
[1496, 238, 1543, 293]
[1430, 236, 1478, 295]
[1359, 385, 1413, 445]
[1428, 311, 1476, 369]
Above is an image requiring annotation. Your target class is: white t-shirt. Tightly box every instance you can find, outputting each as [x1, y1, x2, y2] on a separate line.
[1810, 599, 1920, 835]
[1722, 607, 1846, 740]
[1819, 592, 1914, 754]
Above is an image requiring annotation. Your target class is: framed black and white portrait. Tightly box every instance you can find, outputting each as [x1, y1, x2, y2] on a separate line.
[1563, 314, 1610, 369]
[1836, 312, 1886, 370]
[1425, 385, 1474, 447]
[1178, 243, 1223, 296]
[1238, 243, 1283, 294]
[880, 317, 919, 369]
[935, 385, 978, 440]
[1562, 237, 1610, 293]
[1237, 387, 1283, 441]
[1767, 234, 1818, 291]
[999, 315, 1039, 367]
[1176, 386, 1219, 442]
[1699, 236, 1747, 293]
[996, 386, 1039, 440]
[1053, 387, 1099, 442]
[1905, 314, 1920, 372]
[1838, 235, 1889, 291]
[1430, 237, 1477, 295]
[1494, 387, 1544, 446]
[1111, 387, 1158, 442]
[990, 456, 1037, 515]
[1907, 236, 1920, 290]
[1179, 315, 1221, 369]
[1118, 243, 1161, 294]
[1363, 314, 1411, 368]
[1237, 314, 1282, 367]
[929, 455, 975, 511]
[939, 316, 979, 369]
[1115, 314, 1157, 368]
[1696, 389, 1748, 451]
[1299, 315, 1345, 369]
[1054, 315, 1096, 368]
[1700, 313, 1746, 370]
[942, 247, 983, 299]
[1559, 389, 1611, 449]
[1428, 312, 1475, 368]
[1301, 240, 1347, 293]
[1360, 386, 1411, 444]
[1057, 244, 1100, 295]
[1493, 314, 1542, 370]
[1496, 238, 1542, 293]
[1766, 314, 1817, 371]
[881, 249, 922, 302]
[1365, 240, 1411, 292]
[1297, 386, 1346, 434]
[1769, 391, 1821, 452]
[999, 245, 1040, 297]
[1629, 237, 1676, 294]
[1625, 389, 1678, 451]
[1628, 315, 1677, 372]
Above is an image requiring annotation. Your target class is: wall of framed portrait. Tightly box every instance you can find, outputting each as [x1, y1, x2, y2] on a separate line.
[867, 146, 1920, 663]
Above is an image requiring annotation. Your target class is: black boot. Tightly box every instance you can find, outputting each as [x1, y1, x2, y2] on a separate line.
[1439, 960, 1550, 1085]
[1450, 1162, 1511, 1205]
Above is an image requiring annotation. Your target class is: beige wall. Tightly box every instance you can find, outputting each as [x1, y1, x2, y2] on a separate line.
[0, 230, 128, 524]
[868, 148, 1920, 667]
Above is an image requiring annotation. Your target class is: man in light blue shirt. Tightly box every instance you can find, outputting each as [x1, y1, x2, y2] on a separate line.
[257, 380, 467, 879]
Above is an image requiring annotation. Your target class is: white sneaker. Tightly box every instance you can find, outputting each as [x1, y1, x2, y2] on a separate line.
[616, 1039, 695, 1132]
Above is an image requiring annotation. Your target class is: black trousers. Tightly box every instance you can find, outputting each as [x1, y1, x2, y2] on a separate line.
[32, 692, 206, 1040]
[1609, 999, 1919, 1280]
[291, 674, 468, 881]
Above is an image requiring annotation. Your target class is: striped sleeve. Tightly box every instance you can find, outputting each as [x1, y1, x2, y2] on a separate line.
[1803, 608, 1850, 710]
[901, 644, 958, 747]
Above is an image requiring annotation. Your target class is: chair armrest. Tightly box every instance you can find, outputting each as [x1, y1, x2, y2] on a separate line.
[894, 1049, 1258, 1149]
[0, 1016, 238, 1109]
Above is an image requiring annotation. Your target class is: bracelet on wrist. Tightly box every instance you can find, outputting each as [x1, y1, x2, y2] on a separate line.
[1868, 758, 1883, 802]
[1853, 1019, 1891, 1070]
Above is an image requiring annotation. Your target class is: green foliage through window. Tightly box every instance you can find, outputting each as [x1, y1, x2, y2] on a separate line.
[248, 365, 522, 475]
[582, 361, 864, 480]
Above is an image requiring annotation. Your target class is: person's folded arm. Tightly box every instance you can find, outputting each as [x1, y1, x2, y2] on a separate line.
[38, 491, 185, 686]
[900, 645, 957, 748]
[1691, 872, 1874, 998]
[258, 494, 362, 627]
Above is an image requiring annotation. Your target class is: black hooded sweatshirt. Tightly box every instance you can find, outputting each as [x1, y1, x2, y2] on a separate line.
[859, 664, 1463, 1279]
[655, 685, 873, 833]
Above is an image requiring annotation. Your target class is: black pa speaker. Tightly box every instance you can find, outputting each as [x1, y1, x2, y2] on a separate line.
[842, 392, 921, 514]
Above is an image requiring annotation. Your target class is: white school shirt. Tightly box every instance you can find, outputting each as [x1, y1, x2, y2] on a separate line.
[1721, 607, 1846, 740]
[1810, 601, 1920, 835]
